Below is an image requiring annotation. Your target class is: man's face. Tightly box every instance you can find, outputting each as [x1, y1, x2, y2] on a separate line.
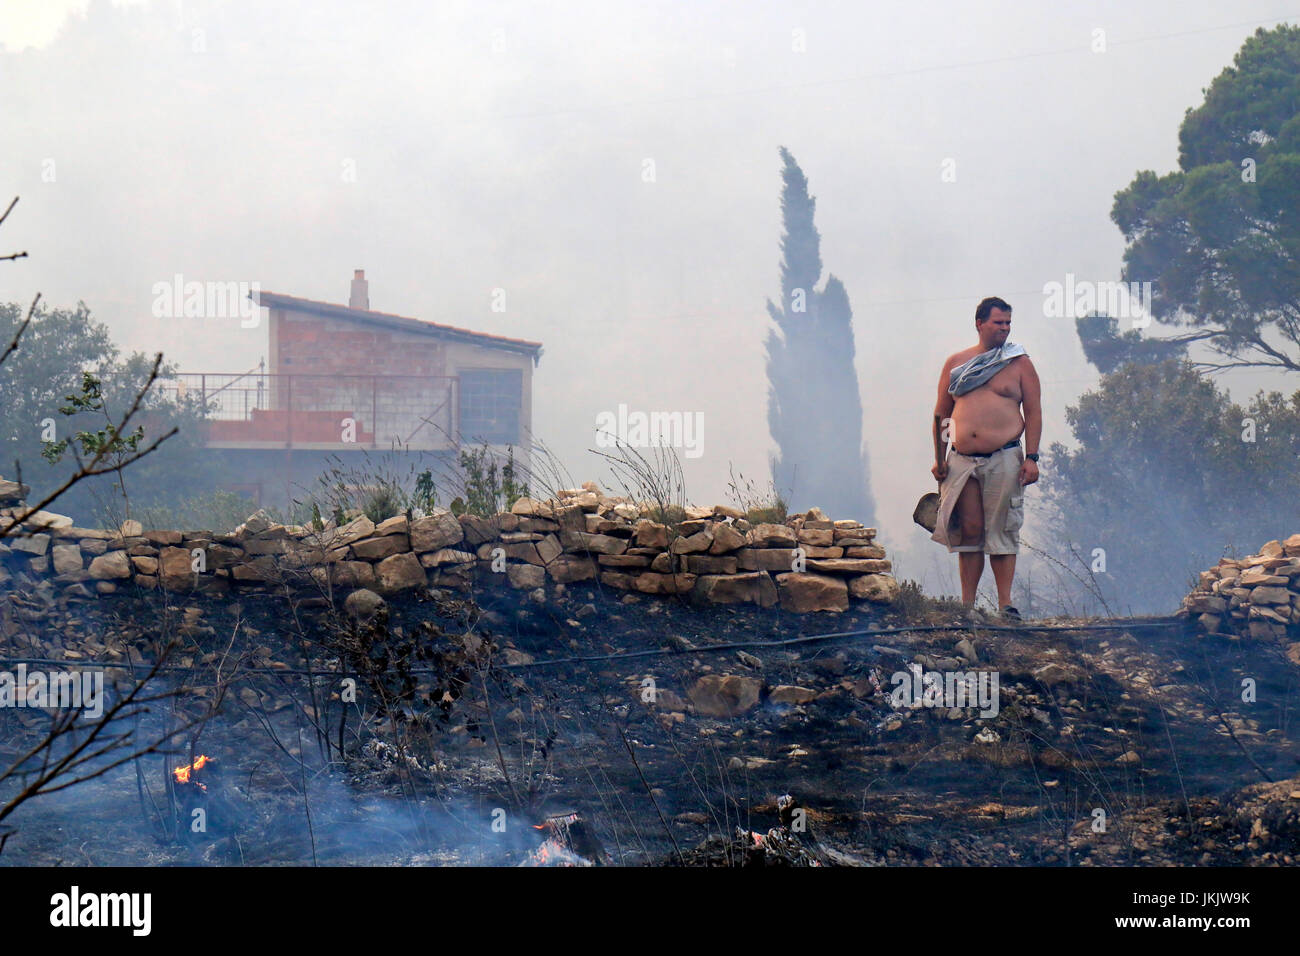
[979, 308, 1011, 344]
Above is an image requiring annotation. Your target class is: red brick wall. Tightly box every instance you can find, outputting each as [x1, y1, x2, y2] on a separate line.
[271, 307, 448, 377]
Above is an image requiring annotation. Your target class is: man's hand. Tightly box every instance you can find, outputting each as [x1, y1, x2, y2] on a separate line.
[931, 461, 948, 483]
[1018, 458, 1039, 486]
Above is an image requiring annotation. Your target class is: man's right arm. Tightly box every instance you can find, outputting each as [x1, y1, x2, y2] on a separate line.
[932, 358, 956, 478]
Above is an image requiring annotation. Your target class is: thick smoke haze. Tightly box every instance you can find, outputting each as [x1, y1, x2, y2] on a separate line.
[3, 0, 1296, 600]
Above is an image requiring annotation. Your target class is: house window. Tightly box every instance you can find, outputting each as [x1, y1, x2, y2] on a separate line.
[459, 368, 522, 444]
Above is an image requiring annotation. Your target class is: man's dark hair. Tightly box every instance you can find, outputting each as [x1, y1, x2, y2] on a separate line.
[975, 296, 1012, 323]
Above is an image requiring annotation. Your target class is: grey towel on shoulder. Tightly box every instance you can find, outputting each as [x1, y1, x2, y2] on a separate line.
[948, 342, 1027, 397]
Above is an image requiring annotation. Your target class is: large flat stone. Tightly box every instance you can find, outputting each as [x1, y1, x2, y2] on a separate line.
[775, 572, 848, 612]
[374, 552, 426, 593]
[693, 571, 777, 607]
[410, 512, 464, 551]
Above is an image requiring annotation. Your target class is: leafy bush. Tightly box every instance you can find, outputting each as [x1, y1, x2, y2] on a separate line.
[453, 443, 529, 517]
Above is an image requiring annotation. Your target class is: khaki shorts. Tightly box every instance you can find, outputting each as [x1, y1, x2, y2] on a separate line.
[930, 445, 1025, 555]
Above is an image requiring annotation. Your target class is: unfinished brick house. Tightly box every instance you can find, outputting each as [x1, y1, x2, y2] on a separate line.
[169, 271, 542, 506]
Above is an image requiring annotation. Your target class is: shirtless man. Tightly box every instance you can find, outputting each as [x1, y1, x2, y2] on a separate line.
[930, 297, 1041, 617]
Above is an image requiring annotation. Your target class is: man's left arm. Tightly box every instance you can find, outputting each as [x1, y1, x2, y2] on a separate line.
[1019, 357, 1042, 486]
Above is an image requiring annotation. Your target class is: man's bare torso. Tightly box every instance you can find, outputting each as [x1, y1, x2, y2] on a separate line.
[945, 345, 1026, 455]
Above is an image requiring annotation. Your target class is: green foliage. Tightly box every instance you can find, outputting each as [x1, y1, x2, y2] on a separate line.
[299, 453, 445, 526]
[1111, 25, 1300, 372]
[412, 468, 437, 513]
[1075, 313, 1188, 374]
[1041, 359, 1300, 612]
[457, 443, 529, 517]
[40, 372, 144, 465]
[0, 300, 212, 518]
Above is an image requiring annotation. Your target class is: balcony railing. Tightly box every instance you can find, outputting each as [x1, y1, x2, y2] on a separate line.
[156, 372, 459, 451]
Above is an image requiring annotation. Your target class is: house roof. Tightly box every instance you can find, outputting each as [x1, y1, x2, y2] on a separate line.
[254, 291, 543, 360]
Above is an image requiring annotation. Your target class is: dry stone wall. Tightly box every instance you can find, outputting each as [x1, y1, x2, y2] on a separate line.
[1180, 534, 1300, 641]
[0, 479, 900, 615]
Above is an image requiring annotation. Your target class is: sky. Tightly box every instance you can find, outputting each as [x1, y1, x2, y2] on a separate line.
[2, 0, 1297, 598]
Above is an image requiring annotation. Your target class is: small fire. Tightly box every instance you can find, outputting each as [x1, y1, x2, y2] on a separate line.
[173, 755, 213, 790]
[524, 812, 602, 866]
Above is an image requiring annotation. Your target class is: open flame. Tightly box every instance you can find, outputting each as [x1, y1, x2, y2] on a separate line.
[173, 755, 213, 790]
[525, 812, 599, 866]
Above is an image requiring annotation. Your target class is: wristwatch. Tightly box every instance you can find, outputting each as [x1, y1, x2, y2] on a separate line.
[1026, 453, 1040, 462]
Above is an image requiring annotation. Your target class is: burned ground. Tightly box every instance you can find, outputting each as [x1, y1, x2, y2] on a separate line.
[2, 577, 1299, 866]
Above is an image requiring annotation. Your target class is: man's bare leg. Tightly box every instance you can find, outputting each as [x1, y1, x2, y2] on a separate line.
[955, 476, 984, 605]
[989, 554, 1015, 608]
[959, 552, 984, 605]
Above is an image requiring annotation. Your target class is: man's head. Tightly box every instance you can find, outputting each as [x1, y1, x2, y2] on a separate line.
[975, 296, 1012, 348]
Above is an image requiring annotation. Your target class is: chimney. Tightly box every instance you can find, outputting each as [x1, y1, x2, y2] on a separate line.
[349, 269, 369, 310]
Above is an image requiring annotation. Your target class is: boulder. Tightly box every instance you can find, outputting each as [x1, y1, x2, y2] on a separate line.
[708, 523, 747, 554]
[747, 523, 797, 548]
[11, 534, 49, 556]
[560, 530, 628, 555]
[844, 544, 888, 559]
[374, 515, 408, 536]
[736, 548, 801, 572]
[634, 520, 670, 549]
[0, 478, 30, 502]
[848, 573, 901, 604]
[344, 589, 385, 620]
[230, 556, 278, 581]
[334, 561, 385, 591]
[685, 554, 738, 575]
[374, 552, 426, 593]
[239, 511, 273, 535]
[23, 510, 73, 531]
[803, 546, 844, 558]
[352, 534, 409, 561]
[670, 530, 714, 555]
[1249, 586, 1293, 605]
[775, 572, 849, 612]
[507, 564, 547, 590]
[88, 550, 132, 580]
[547, 554, 598, 583]
[769, 685, 818, 705]
[158, 547, 195, 588]
[796, 528, 834, 547]
[633, 572, 697, 595]
[327, 516, 375, 547]
[687, 675, 763, 717]
[51, 544, 84, 575]
[410, 512, 464, 552]
[693, 572, 778, 607]
[457, 514, 499, 546]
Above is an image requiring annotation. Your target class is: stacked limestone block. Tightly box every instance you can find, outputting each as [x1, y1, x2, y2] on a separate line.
[0, 478, 899, 613]
[1179, 535, 1300, 640]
